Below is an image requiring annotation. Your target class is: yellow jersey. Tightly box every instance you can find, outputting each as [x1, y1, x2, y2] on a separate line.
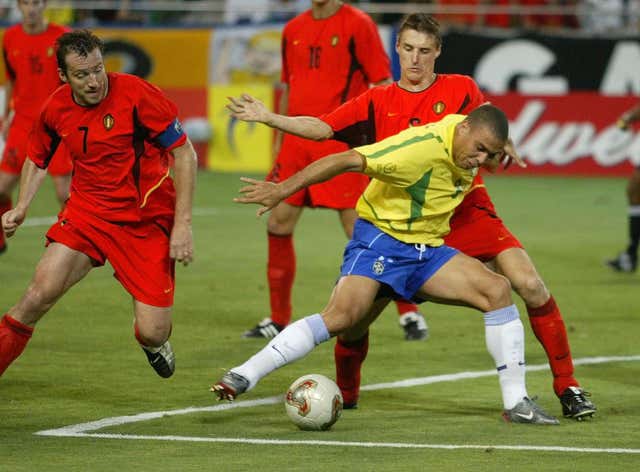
[355, 114, 476, 245]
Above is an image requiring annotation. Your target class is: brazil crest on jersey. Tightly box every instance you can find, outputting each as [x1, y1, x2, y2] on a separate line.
[355, 114, 476, 245]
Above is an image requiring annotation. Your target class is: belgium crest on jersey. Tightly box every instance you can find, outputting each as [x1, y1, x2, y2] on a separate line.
[103, 114, 115, 131]
[331, 35, 339, 47]
[433, 101, 446, 114]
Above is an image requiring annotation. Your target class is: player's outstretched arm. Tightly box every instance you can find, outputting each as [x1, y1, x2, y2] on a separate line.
[170, 138, 197, 266]
[226, 93, 333, 141]
[235, 149, 366, 216]
[2, 159, 47, 238]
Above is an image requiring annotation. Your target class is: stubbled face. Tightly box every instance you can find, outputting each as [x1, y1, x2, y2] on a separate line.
[59, 48, 108, 106]
[396, 29, 441, 87]
[453, 121, 505, 170]
[18, 0, 46, 29]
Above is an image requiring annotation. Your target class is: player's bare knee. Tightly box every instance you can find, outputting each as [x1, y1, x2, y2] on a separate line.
[322, 304, 365, 336]
[484, 274, 512, 310]
[515, 274, 548, 307]
[137, 324, 170, 347]
[267, 214, 296, 235]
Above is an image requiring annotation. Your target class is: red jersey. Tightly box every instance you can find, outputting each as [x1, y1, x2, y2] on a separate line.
[281, 4, 390, 117]
[322, 74, 489, 202]
[2, 23, 69, 123]
[29, 73, 187, 223]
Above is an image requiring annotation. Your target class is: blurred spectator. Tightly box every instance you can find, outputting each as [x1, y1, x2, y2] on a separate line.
[520, 0, 578, 30]
[435, 0, 483, 27]
[224, 0, 270, 24]
[580, 0, 640, 33]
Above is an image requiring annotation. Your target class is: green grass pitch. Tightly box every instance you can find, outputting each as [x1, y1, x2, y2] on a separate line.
[0, 171, 638, 471]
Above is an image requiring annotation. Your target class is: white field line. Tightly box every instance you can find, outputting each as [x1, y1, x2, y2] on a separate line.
[20, 207, 222, 229]
[35, 355, 640, 454]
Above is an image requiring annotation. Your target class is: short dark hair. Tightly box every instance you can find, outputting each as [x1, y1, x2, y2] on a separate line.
[466, 104, 509, 142]
[398, 14, 442, 48]
[56, 29, 104, 73]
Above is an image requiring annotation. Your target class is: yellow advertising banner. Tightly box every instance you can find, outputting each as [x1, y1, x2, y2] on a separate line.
[209, 84, 273, 173]
[94, 28, 210, 88]
[0, 27, 210, 88]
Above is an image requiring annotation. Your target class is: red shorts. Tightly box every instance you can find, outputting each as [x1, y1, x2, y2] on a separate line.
[45, 206, 175, 307]
[267, 134, 369, 209]
[444, 187, 522, 262]
[1, 116, 73, 176]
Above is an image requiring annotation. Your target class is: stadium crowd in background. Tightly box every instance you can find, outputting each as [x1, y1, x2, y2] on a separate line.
[0, 1, 638, 32]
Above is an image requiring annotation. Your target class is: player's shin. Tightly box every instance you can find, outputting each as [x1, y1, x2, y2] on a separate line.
[233, 314, 330, 389]
[527, 295, 577, 395]
[0, 314, 34, 376]
[267, 232, 295, 326]
[483, 305, 527, 409]
[334, 333, 369, 407]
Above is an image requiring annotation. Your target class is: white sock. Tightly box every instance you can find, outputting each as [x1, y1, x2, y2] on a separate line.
[232, 314, 330, 390]
[484, 304, 528, 410]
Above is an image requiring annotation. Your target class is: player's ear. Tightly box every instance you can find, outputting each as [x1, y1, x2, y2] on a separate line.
[434, 46, 442, 60]
[58, 68, 68, 83]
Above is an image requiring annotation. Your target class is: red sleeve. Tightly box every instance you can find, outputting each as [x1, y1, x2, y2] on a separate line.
[322, 90, 371, 132]
[353, 14, 391, 84]
[28, 100, 59, 169]
[133, 78, 186, 150]
[3, 30, 14, 82]
[280, 24, 290, 85]
[461, 77, 485, 114]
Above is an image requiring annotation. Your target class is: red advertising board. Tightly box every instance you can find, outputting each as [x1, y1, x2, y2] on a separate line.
[487, 93, 639, 176]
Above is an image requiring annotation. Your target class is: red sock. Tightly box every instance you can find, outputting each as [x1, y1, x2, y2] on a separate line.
[334, 333, 369, 406]
[0, 197, 11, 250]
[267, 232, 295, 326]
[527, 295, 578, 396]
[0, 314, 34, 376]
[395, 299, 419, 316]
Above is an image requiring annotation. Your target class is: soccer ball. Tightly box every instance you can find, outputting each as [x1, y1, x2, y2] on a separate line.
[284, 374, 343, 431]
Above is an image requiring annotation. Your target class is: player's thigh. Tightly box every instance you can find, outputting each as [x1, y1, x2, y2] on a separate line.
[416, 252, 511, 312]
[321, 275, 380, 336]
[493, 247, 549, 305]
[340, 297, 392, 342]
[267, 201, 304, 234]
[31, 242, 93, 294]
[13, 243, 93, 324]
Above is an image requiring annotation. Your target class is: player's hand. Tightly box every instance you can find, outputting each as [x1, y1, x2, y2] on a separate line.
[170, 221, 194, 266]
[617, 117, 631, 131]
[2, 207, 26, 238]
[484, 138, 527, 173]
[234, 177, 284, 217]
[226, 94, 269, 123]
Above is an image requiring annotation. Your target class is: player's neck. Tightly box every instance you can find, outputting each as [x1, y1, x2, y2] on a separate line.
[22, 20, 48, 35]
[398, 73, 437, 93]
[311, 0, 342, 20]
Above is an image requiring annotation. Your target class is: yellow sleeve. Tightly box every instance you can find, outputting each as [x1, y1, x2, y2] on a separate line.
[356, 126, 446, 187]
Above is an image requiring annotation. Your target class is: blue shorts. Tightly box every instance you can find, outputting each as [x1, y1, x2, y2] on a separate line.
[340, 219, 458, 302]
